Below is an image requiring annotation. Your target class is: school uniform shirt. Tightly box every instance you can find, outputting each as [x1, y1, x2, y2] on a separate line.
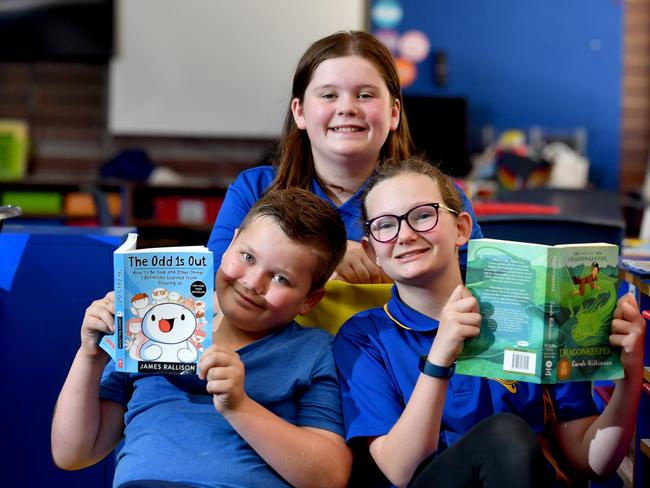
[206, 165, 482, 268]
[333, 286, 599, 451]
[100, 322, 344, 488]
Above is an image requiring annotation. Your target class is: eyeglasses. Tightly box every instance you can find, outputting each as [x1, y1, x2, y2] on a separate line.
[364, 203, 458, 243]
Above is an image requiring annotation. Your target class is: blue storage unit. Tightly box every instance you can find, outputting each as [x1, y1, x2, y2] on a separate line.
[0, 225, 134, 488]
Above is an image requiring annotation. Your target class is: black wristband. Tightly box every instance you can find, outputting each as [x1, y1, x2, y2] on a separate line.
[419, 355, 455, 378]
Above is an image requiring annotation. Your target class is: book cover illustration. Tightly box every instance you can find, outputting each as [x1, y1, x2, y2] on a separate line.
[99, 233, 214, 374]
[456, 238, 622, 383]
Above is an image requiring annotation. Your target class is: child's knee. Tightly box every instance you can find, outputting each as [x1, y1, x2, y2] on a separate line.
[479, 413, 540, 456]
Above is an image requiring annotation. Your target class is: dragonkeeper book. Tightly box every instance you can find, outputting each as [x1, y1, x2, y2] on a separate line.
[98, 233, 214, 374]
[456, 238, 622, 383]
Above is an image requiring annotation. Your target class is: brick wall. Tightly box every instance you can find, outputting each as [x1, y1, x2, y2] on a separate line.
[0, 62, 273, 185]
[621, 0, 650, 191]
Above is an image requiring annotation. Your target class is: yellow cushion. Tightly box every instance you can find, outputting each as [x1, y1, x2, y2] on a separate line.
[295, 280, 392, 335]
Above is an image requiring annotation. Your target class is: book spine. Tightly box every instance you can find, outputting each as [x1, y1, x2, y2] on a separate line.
[113, 250, 126, 371]
[542, 249, 559, 383]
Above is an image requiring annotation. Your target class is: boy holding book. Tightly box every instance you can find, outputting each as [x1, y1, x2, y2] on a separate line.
[51, 188, 352, 488]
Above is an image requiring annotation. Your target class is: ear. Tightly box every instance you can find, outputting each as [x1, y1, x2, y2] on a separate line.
[291, 98, 306, 130]
[361, 237, 381, 267]
[455, 212, 473, 247]
[390, 98, 401, 132]
[225, 228, 240, 251]
[298, 287, 326, 316]
[219, 229, 241, 274]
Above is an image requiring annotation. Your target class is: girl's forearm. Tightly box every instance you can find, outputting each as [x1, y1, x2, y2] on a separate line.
[370, 374, 448, 487]
[583, 374, 643, 477]
[562, 372, 643, 478]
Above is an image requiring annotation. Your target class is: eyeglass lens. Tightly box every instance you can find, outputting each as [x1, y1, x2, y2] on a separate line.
[369, 204, 439, 242]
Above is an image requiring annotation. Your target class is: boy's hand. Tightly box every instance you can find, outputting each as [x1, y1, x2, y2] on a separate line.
[428, 285, 482, 367]
[610, 293, 646, 378]
[331, 240, 391, 284]
[80, 291, 115, 359]
[198, 344, 247, 415]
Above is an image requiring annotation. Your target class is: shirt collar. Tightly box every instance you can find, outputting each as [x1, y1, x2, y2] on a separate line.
[384, 285, 440, 332]
[311, 174, 371, 212]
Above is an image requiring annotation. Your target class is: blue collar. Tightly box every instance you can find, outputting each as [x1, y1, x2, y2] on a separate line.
[384, 286, 440, 333]
[311, 174, 371, 211]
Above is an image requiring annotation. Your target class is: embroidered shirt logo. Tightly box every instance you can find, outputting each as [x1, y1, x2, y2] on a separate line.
[494, 378, 517, 393]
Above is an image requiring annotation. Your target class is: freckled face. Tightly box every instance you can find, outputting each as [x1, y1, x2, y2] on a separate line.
[364, 173, 461, 286]
[291, 55, 400, 173]
[216, 216, 321, 333]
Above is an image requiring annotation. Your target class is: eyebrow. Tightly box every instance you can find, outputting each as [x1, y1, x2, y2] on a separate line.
[311, 83, 381, 91]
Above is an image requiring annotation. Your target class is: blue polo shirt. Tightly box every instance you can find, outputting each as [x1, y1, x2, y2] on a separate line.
[100, 322, 343, 488]
[333, 286, 598, 451]
[207, 165, 483, 268]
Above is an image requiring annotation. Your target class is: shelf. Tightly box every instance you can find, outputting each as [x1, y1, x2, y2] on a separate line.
[617, 454, 634, 488]
[641, 439, 650, 461]
[619, 269, 650, 296]
[132, 219, 213, 232]
[0, 177, 226, 246]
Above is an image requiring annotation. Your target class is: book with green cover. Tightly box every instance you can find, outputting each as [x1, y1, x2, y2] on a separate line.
[456, 238, 622, 383]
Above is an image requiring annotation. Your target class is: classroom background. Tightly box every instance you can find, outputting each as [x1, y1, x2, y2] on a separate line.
[0, 1, 649, 487]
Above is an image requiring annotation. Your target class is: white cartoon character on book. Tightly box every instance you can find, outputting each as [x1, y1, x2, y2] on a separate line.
[140, 302, 199, 363]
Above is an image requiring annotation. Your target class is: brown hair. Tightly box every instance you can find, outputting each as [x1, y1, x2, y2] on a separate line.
[269, 30, 414, 192]
[361, 157, 463, 223]
[239, 188, 347, 291]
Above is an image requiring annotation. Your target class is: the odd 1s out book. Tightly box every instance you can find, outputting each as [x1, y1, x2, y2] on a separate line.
[456, 238, 622, 383]
[99, 233, 213, 374]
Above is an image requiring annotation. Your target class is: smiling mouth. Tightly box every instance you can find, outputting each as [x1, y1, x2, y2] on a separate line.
[235, 288, 264, 308]
[396, 249, 428, 260]
[330, 126, 365, 133]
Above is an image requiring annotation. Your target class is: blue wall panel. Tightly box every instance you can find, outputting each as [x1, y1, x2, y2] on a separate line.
[0, 226, 133, 487]
[373, 0, 623, 189]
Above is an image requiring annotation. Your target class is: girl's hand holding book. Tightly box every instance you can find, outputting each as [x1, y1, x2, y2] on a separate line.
[429, 285, 482, 367]
[611, 293, 646, 379]
[429, 285, 481, 366]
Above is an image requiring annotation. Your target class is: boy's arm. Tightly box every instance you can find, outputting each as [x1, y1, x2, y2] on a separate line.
[199, 344, 352, 488]
[51, 350, 125, 469]
[51, 292, 126, 470]
[221, 396, 351, 488]
[552, 293, 645, 478]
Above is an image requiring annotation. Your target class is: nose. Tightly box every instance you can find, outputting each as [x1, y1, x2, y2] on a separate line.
[396, 218, 418, 243]
[241, 268, 268, 295]
[337, 93, 358, 116]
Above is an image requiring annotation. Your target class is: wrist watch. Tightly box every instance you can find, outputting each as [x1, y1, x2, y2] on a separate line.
[419, 355, 455, 378]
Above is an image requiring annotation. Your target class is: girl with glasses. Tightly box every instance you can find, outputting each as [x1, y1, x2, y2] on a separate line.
[207, 31, 482, 284]
[334, 157, 646, 487]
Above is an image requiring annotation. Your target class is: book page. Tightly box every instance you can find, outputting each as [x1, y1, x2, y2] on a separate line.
[458, 239, 549, 382]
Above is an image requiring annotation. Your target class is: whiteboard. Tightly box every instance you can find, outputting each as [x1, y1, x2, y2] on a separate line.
[108, 0, 367, 138]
